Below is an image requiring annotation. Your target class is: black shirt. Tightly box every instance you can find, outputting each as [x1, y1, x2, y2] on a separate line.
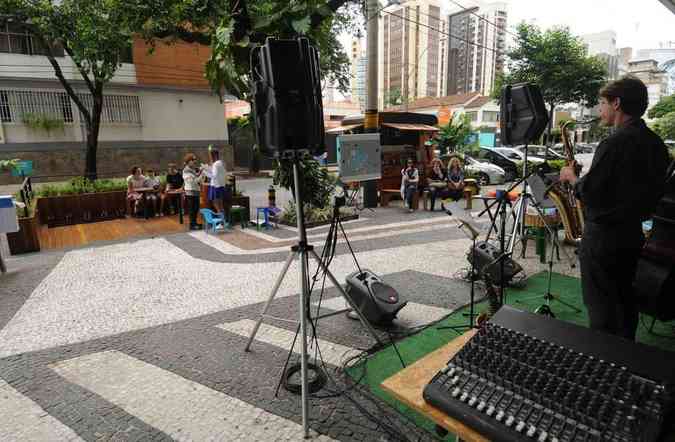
[166, 172, 184, 189]
[574, 119, 669, 225]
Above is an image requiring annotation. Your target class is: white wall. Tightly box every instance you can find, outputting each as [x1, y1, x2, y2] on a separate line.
[139, 89, 226, 142]
[0, 53, 136, 84]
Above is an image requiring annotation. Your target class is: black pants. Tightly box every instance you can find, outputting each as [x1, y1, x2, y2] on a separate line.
[429, 187, 448, 210]
[405, 184, 418, 209]
[579, 221, 644, 340]
[186, 194, 200, 227]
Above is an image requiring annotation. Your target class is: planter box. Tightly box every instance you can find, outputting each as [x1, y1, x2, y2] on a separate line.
[278, 213, 359, 229]
[7, 215, 40, 255]
[37, 191, 127, 227]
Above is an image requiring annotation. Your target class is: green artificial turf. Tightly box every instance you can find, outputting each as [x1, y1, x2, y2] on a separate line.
[345, 271, 675, 441]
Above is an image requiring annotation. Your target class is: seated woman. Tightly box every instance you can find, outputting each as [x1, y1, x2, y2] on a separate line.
[126, 166, 146, 216]
[427, 158, 448, 211]
[401, 159, 419, 213]
[144, 169, 161, 216]
[445, 157, 465, 205]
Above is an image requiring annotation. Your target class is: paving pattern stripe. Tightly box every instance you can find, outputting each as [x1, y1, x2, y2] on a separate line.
[241, 214, 471, 244]
[50, 351, 335, 442]
[193, 220, 477, 255]
[216, 319, 361, 367]
[313, 297, 454, 328]
[0, 380, 84, 442]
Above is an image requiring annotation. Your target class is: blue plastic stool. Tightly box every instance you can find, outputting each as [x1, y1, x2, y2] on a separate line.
[199, 208, 228, 234]
[256, 207, 272, 231]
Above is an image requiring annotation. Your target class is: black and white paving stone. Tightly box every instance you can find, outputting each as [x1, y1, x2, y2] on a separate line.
[0, 212, 581, 441]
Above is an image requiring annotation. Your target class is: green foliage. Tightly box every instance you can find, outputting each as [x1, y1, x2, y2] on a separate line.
[494, 23, 607, 109]
[648, 94, 675, 120]
[145, 0, 359, 100]
[36, 177, 128, 197]
[653, 112, 675, 140]
[384, 87, 404, 107]
[587, 119, 610, 142]
[436, 114, 474, 155]
[279, 200, 353, 225]
[21, 113, 65, 133]
[273, 158, 335, 209]
[0, 159, 20, 172]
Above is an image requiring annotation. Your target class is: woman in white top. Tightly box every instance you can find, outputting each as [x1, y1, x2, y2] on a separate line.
[205, 148, 231, 222]
[126, 166, 146, 215]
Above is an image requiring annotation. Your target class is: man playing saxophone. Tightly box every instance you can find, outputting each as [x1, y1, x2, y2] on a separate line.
[559, 76, 670, 340]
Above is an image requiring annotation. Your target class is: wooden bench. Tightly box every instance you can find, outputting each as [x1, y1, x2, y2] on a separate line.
[380, 189, 419, 210]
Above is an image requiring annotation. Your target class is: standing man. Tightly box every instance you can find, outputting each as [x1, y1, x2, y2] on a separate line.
[560, 76, 669, 340]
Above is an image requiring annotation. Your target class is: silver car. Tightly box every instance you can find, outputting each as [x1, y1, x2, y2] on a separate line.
[465, 156, 506, 185]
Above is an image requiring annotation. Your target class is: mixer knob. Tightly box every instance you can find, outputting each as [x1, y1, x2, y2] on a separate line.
[526, 426, 537, 438]
[496, 410, 505, 422]
[505, 416, 515, 427]
[460, 392, 469, 402]
[468, 396, 477, 407]
[477, 401, 487, 412]
[486, 405, 496, 416]
[451, 387, 461, 398]
[537, 431, 548, 442]
[516, 421, 526, 432]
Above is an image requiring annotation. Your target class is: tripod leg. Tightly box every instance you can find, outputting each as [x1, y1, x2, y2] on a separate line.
[298, 250, 311, 438]
[245, 251, 297, 352]
[308, 249, 384, 347]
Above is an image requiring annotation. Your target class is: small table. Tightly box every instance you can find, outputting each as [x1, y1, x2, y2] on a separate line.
[166, 189, 185, 224]
[381, 330, 487, 442]
[134, 187, 159, 220]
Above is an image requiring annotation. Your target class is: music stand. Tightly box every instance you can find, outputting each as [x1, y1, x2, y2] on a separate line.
[438, 207, 482, 333]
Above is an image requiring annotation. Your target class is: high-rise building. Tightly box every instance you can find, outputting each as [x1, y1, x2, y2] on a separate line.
[628, 59, 669, 113]
[379, 0, 446, 107]
[636, 42, 675, 95]
[445, 0, 507, 97]
[618, 47, 633, 76]
[581, 30, 619, 80]
[349, 38, 368, 111]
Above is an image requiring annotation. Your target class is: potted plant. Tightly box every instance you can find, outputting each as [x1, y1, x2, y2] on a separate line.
[1, 159, 41, 254]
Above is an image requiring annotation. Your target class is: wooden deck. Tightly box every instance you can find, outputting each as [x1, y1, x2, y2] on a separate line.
[38, 216, 188, 251]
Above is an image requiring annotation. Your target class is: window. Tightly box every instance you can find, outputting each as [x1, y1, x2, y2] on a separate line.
[0, 22, 64, 57]
[0, 90, 73, 123]
[482, 111, 499, 122]
[466, 111, 478, 122]
[77, 94, 142, 124]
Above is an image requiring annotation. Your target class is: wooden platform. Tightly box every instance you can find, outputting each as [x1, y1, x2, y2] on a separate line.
[381, 330, 487, 442]
[38, 216, 188, 251]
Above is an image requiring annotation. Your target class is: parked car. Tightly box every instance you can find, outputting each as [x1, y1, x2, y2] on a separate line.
[493, 147, 546, 165]
[476, 147, 519, 182]
[514, 145, 565, 160]
[464, 156, 506, 185]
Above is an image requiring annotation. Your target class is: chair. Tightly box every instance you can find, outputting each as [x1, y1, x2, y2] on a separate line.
[256, 207, 273, 230]
[200, 208, 227, 234]
[229, 205, 248, 229]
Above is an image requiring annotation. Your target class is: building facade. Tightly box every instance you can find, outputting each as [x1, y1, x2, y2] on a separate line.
[0, 21, 228, 181]
[379, 0, 446, 107]
[581, 30, 619, 80]
[627, 59, 669, 114]
[445, 0, 507, 97]
[636, 43, 675, 95]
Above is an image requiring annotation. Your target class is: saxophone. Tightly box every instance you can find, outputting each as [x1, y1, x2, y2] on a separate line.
[547, 120, 584, 245]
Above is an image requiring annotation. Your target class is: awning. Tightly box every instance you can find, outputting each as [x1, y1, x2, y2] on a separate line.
[382, 123, 439, 131]
[326, 124, 363, 133]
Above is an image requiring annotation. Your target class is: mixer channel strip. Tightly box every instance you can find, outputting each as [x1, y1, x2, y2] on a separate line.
[423, 307, 674, 442]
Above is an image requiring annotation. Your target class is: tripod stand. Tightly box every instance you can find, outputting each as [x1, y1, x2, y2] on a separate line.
[244, 152, 383, 438]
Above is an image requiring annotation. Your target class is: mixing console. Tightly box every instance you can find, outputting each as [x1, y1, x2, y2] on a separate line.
[424, 307, 675, 442]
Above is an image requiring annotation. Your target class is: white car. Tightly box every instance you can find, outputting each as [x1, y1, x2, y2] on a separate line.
[464, 156, 506, 185]
[493, 147, 546, 164]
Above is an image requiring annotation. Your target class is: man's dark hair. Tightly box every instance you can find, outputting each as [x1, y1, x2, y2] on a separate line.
[599, 76, 649, 117]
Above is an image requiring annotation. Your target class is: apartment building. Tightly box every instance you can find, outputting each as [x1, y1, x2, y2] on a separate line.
[445, 0, 507, 97]
[379, 0, 446, 107]
[0, 20, 228, 180]
[581, 30, 619, 80]
[628, 59, 669, 114]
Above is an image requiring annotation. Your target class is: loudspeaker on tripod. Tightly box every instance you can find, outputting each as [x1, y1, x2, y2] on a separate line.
[467, 241, 523, 284]
[345, 270, 407, 325]
[500, 83, 549, 146]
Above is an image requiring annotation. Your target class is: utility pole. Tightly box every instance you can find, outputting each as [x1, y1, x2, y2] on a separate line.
[362, 0, 380, 208]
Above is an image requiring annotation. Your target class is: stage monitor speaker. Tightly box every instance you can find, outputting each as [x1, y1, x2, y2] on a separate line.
[500, 83, 549, 146]
[467, 241, 523, 283]
[344, 270, 407, 325]
[251, 37, 325, 158]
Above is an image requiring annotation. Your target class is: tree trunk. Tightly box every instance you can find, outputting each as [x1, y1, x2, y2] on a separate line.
[84, 83, 104, 181]
[545, 104, 555, 146]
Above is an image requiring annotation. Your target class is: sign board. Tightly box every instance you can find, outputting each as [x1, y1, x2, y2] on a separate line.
[336, 133, 382, 183]
[10, 160, 33, 177]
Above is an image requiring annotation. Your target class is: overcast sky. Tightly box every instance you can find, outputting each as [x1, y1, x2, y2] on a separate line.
[340, 0, 675, 54]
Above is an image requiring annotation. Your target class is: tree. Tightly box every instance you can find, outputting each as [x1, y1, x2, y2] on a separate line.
[648, 94, 675, 120]
[436, 114, 474, 155]
[2, 0, 148, 180]
[653, 112, 675, 140]
[492, 23, 607, 144]
[383, 87, 404, 107]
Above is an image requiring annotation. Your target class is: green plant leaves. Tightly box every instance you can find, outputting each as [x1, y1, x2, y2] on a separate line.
[291, 16, 311, 35]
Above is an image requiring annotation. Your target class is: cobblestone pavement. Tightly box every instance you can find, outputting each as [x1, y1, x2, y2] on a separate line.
[0, 205, 581, 441]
